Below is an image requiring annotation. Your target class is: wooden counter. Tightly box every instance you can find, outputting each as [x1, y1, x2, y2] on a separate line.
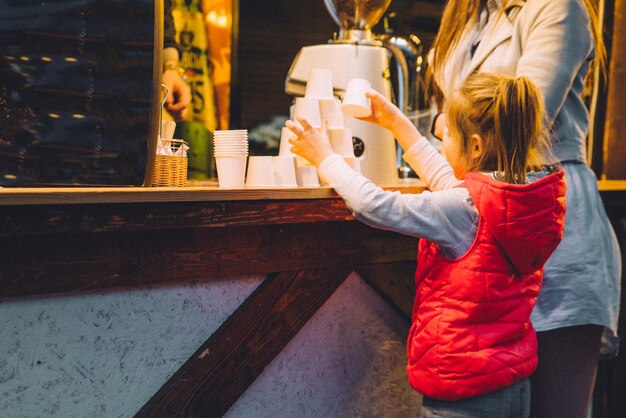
[0, 180, 426, 299]
[0, 180, 624, 417]
[0, 179, 621, 205]
[0, 181, 425, 205]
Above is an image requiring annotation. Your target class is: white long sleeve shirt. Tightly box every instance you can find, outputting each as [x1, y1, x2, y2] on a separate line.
[318, 137, 478, 259]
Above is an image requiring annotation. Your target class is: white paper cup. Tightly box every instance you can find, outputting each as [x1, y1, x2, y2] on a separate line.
[214, 135, 248, 155]
[213, 138, 248, 143]
[279, 127, 296, 156]
[293, 97, 322, 128]
[213, 139, 248, 145]
[214, 147, 249, 152]
[296, 165, 320, 187]
[215, 155, 247, 188]
[324, 99, 344, 129]
[246, 156, 276, 187]
[341, 78, 372, 118]
[213, 129, 248, 136]
[214, 141, 247, 147]
[213, 140, 248, 146]
[214, 148, 248, 155]
[305, 68, 334, 100]
[273, 156, 298, 186]
[329, 127, 354, 157]
[214, 152, 249, 158]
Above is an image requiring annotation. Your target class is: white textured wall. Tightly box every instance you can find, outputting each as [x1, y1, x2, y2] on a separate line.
[226, 272, 421, 418]
[0, 276, 263, 417]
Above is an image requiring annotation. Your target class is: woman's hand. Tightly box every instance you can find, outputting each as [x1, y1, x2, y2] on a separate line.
[285, 118, 334, 167]
[162, 68, 191, 121]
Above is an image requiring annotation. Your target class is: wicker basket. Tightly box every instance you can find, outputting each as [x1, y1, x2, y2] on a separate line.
[151, 154, 188, 187]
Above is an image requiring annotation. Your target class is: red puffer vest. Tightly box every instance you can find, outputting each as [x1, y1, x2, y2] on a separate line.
[406, 170, 566, 401]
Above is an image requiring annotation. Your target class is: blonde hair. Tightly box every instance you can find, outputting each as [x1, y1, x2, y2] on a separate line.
[429, 0, 606, 91]
[446, 73, 554, 183]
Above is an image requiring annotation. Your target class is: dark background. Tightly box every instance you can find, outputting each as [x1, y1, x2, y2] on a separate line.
[232, 0, 444, 130]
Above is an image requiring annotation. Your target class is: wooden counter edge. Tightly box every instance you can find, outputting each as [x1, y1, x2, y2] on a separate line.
[0, 181, 428, 206]
[0, 179, 623, 206]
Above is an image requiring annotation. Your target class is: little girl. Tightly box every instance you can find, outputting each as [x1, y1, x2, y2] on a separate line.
[286, 73, 567, 417]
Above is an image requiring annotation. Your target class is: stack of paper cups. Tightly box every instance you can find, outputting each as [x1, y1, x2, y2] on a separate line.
[304, 68, 334, 100]
[279, 127, 295, 157]
[213, 129, 248, 188]
[324, 99, 344, 129]
[293, 97, 322, 129]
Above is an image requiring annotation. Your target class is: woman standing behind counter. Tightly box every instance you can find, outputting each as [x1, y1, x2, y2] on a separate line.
[428, 0, 621, 416]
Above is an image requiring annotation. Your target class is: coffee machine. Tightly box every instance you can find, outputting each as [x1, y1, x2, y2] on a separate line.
[285, 0, 415, 184]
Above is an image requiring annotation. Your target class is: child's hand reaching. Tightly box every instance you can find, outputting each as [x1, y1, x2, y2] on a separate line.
[285, 117, 335, 167]
[359, 89, 420, 151]
[359, 89, 406, 132]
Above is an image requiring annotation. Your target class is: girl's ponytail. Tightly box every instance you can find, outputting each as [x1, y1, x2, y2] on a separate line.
[493, 76, 548, 183]
[446, 73, 554, 183]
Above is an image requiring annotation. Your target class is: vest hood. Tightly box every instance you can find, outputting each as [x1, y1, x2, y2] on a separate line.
[463, 171, 566, 274]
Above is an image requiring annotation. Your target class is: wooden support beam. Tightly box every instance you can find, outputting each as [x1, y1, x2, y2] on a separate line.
[135, 267, 352, 417]
[357, 261, 417, 320]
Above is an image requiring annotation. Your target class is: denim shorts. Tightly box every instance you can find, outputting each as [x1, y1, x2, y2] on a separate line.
[420, 378, 530, 418]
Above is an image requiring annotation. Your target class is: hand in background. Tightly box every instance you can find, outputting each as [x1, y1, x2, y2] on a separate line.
[285, 118, 334, 167]
[162, 68, 191, 121]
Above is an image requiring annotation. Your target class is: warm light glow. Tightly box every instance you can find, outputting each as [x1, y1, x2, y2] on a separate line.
[3, 174, 17, 180]
[41, 56, 53, 62]
[206, 10, 229, 28]
[19, 56, 30, 61]
[65, 57, 78, 62]
[71, 114, 86, 119]
[48, 113, 61, 119]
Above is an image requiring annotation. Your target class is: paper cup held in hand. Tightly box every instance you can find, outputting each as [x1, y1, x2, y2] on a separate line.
[341, 78, 372, 118]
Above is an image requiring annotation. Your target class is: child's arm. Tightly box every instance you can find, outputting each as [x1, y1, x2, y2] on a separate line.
[402, 139, 462, 191]
[361, 90, 461, 191]
[286, 119, 477, 255]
